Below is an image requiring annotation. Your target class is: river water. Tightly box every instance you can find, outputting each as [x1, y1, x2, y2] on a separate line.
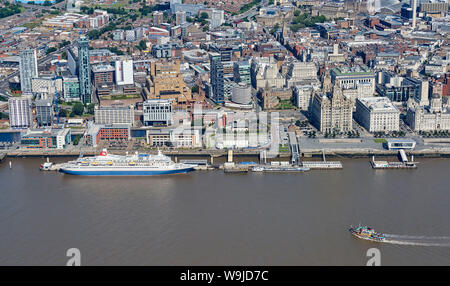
[0, 157, 449, 265]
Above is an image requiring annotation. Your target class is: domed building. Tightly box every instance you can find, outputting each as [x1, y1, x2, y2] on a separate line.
[406, 94, 450, 131]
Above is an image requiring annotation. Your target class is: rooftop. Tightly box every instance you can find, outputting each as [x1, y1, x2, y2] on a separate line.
[357, 97, 399, 113]
[92, 64, 115, 73]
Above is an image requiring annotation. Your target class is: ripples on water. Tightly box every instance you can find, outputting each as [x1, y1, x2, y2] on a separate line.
[0, 158, 449, 265]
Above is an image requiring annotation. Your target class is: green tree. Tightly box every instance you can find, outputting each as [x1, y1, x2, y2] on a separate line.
[200, 12, 209, 19]
[46, 47, 57, 54]
[72, 102, 84, 116]
[58, 109, 69, 117]
[86, 103, 95, 115]
[138, 39, 147, 51]
[0, 112, 9, 119]
[72, 134, 82, 145]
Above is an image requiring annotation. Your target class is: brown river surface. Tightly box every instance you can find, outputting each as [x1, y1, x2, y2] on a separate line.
[0, 157, 449, 265]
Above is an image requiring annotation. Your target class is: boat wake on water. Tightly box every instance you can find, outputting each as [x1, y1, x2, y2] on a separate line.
[384, 234, 450, 240]
[349, 226, 450, 247]
[382, 234, 450, 247]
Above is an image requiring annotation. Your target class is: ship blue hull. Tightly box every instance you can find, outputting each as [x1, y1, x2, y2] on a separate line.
[59, 167, 194, 176]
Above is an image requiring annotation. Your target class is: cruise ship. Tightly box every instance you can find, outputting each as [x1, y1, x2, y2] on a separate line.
[59, 149, 195, 176]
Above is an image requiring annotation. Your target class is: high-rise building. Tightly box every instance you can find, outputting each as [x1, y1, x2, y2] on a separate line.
[294, 85, 314, 111]
[175, 11, 186, 26]
[19, 49, 38, 94]
[78, 36, 92, 104]
[210, 53, 224, 104]
[210, 9, 224, 29]
[125, 29, 136, 42]
[142, 60, 192, 107]
[63, 76, 80, 102]
[310, 82, 354, 133]
[35, 99, 54, 127]
[233, 61, 251, 85]
[210, 45, 233, 62]
[411, 0, 417, 28]
[31, 77, 63, 99]
[153, 11, 164, 27]
[169, 0, 182, 13]
[8, 96, 33, 128]
[415, 79, 429, 106]
[231, 83, 252, 105]
[115, 58, 134, 86]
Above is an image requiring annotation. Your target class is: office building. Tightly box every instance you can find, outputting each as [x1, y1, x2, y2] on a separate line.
[85, 122, 131, 147]
[19, 49, 38, 94]
[171, 3, 204, 16]
[310, 82, 354, 133]
[91, 64, 115, 87]
[355, 97, 400, 132]
[286, 62, 318, 87]
[63, 76, 80, 102]
[142, 60, 192, 107]
[20, 128, 71, 149]
[94, 105, 135, 126]
[330, 66, 376, 95]
[143, 99, 173, 126]
[233, 61, 251, 85]
[294, 85, 314, 111]
[407, 94, 450, 131]
[252, 59, 285, 90]
[210, 45, 233, 62]
[231, 83, 252, 105]
[419, 1, 449, 13]
[377, 77, 422, 102]
[146, 128, 201, 148]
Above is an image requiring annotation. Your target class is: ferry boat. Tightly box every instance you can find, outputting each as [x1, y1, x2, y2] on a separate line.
[40, 162, 53, 171]
[251, 166, 310, 172]
[59, 149, 195, 176]
[349, 225, 385, 242]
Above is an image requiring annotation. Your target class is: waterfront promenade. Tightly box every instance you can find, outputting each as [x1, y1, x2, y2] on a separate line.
[3, 138, 450, 159]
